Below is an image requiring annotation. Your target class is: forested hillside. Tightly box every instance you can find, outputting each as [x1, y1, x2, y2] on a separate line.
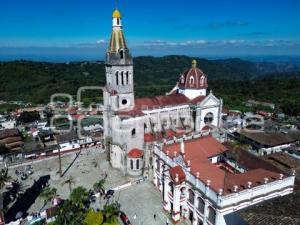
[0, 56, 299, 115]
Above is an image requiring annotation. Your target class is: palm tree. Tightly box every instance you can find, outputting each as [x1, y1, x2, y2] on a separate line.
[0, 168, 11, 191]
[61, 176, 75, 193]
[70, 186, 89, 208]
[39, 187, 57, 209]
[93, 178, 106, 196]
[231, 139, 249, 174]
[55, 199, 84, 225]
[102, 202, 120, 222]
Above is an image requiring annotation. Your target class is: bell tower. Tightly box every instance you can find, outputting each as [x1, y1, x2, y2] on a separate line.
[105, 9, 135, 111]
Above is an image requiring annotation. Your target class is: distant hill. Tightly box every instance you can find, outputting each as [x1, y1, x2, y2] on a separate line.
[0, 56, 299, 115]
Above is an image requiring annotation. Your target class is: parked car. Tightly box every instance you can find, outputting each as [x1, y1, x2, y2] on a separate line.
[120, 212, 132, 225]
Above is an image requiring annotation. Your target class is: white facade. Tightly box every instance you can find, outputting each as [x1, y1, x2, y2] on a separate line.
[178, 88, 207, 100]
[152, 136, 295, 225]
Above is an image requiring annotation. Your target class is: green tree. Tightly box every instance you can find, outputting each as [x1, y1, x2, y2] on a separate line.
[18, 111, 40, 123]
[70, 186, 89, 208]
[93, 178, 106, 195]
[39, 187, 57, 209]
[54, 199, 85, 225]
[102, 202, 120, 223]
[230, 140, 249, 174]
[61, 176, 75, 193]
[84, 210, 103, 225]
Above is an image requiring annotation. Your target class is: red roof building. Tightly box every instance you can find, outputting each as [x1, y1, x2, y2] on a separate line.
[153, 135, 295, 224]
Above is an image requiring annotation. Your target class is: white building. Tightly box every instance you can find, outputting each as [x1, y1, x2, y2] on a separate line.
[103, 9, 223, 177]
[153, 135, 295, 225]
[0, 119, 16, 130]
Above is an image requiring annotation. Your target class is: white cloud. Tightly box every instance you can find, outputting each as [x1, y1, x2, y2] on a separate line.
[96, 39, 106, 44]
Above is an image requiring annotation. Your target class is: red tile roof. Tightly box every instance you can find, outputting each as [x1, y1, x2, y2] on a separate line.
[169, 166, 186, 185]
[117, 92, 207, 118]
[127, 148, 143, 158]
[144, 133, 155, 142]
[135, 94, 190, 110]
[162, 136, 283, 194]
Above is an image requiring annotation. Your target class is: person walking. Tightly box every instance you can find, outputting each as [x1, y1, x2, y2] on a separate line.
[166, 219, 169, 225]
[154, 214, 156, 220]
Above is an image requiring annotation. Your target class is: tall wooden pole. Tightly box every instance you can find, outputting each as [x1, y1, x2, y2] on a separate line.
[57, 143, 62, 177]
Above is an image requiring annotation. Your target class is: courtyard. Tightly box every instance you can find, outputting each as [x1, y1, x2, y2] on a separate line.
[5, 148, 189, 225]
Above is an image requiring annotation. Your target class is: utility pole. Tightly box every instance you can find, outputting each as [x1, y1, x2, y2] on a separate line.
[56, 140, 62, 177]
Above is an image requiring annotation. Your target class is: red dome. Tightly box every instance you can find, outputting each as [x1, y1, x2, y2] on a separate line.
[127, 148, 144, 158]
[178, 61, 208, 89]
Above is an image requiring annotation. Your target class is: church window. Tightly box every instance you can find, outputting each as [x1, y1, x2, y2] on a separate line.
[116, 72, 119, 85]
[204, 112, 214, 124]
[189, 76, 194, 85]
[200, 76, 204, 86]
[121, 71, 124, 85]
[130, 160, 133, 170]
[120, 50, 124, 59]
[198, 197, 205, 214]
[122, 99, 128, 105]
[188, 189, 195, 204]
[117, 18, 120, 25]
[126, 71, 129, 84]
[208, 207, 216, 224]
[131, 128, 136, 137]
[136, 159, 139, 170]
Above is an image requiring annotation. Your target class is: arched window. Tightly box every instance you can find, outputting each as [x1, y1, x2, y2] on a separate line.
[200, 76, 205, 86]
[116, 72, 119, 85]
[198, 197, 205, 214]
[189, 76, 195, 85]
[188, 189, 195, 204]
[180, 76, 184, 84]
[126, 71, 129, 84]
[208, 206, 216, 224]
[121, 71, 124, 85]
[204, 112, 214, 124]
[130, 160, 133, 170]
[180, 187, 186, 198]
[131, 128, 136, 137]
[136, 159, 139, 170]
[120, 50, 124, 59]
[117, 18, 120, 25]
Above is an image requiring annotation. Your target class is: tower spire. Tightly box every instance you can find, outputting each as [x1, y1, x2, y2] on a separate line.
[108, 8, 128, 54]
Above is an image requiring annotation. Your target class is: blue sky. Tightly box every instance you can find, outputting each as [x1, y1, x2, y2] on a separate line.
[0, 0, 300, 60]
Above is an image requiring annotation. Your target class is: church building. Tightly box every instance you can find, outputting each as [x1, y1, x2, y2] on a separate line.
[103, 9, 223, 176]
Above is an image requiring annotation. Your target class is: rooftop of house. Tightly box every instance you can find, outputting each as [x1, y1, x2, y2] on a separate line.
[238, 191, 300, 225]
[163, 136, 285, 194]
[262, 152, 300, 190]
[224, 142, 284, 174]
[239, 130, 300, 147]
[55, 130, 78, 144]
[0, 128, 20, 140]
